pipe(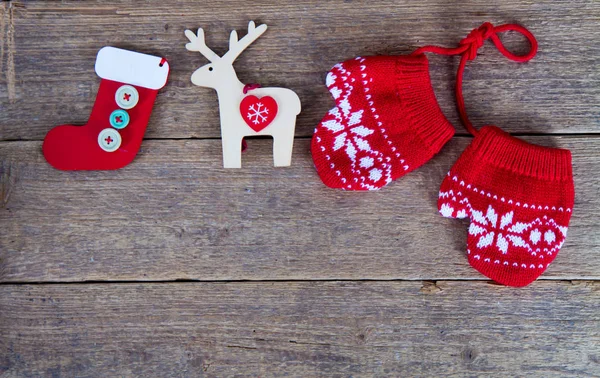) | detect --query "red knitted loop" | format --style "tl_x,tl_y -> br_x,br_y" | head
412,22 -> 538,136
